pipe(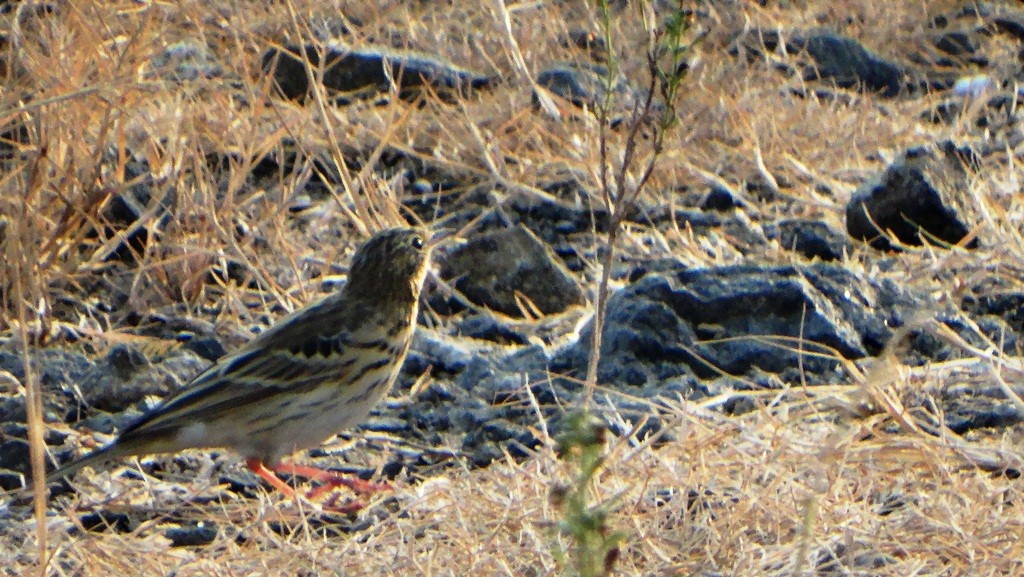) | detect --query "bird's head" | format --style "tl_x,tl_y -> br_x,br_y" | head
346,227 -> 433,303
